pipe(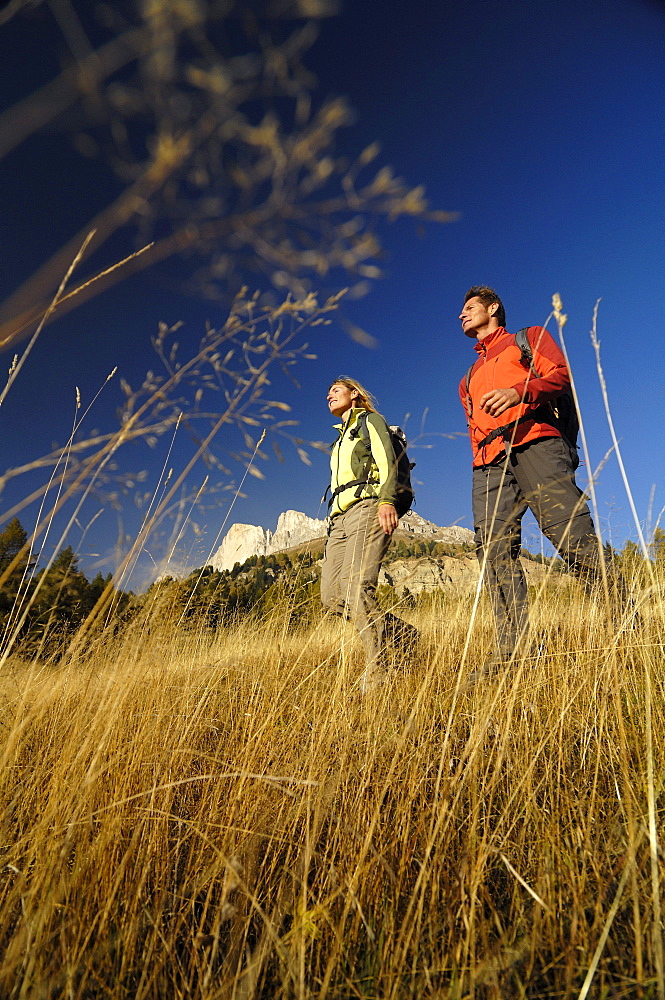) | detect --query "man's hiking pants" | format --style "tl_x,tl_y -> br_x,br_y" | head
472,436 -> 602,658
320,499 -> 392,683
